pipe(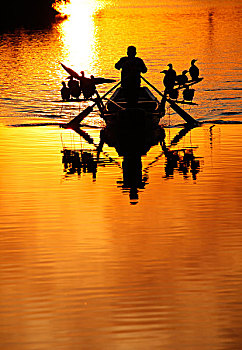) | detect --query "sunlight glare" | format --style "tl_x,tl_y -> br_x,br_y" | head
55,0 -> 107,74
